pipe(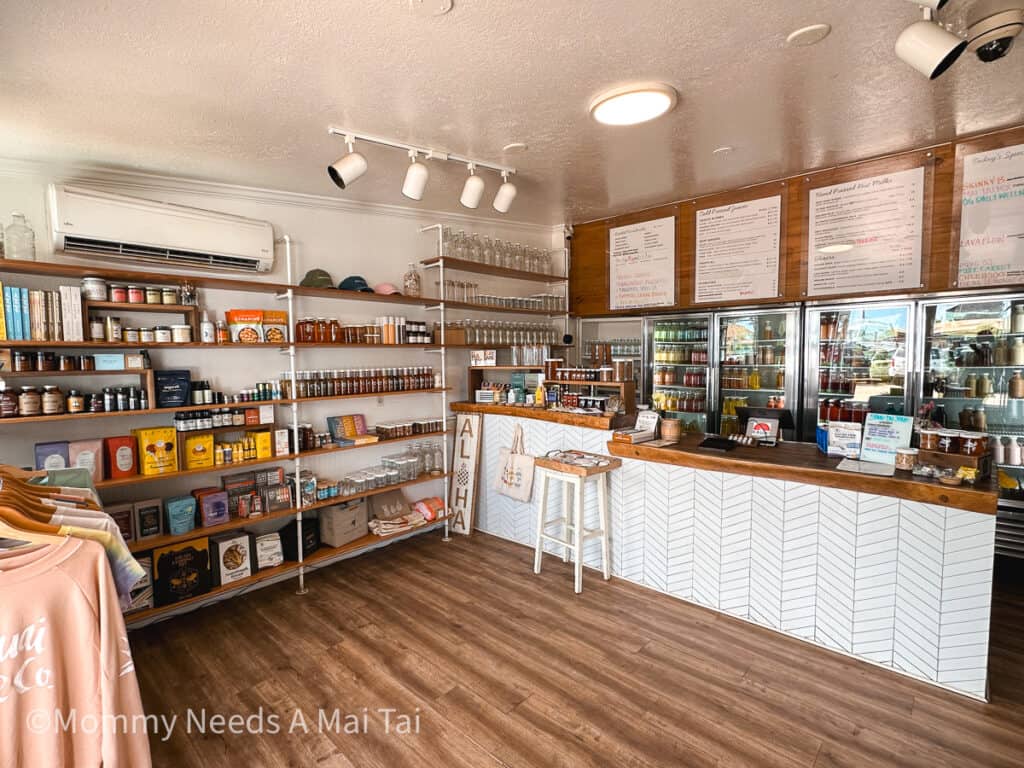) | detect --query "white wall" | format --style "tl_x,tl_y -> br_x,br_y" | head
0,159 -> 563,514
